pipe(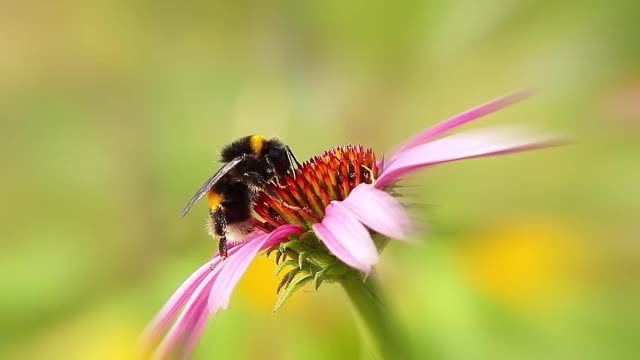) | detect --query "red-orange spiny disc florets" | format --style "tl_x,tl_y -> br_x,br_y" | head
254,145 -> 379,232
